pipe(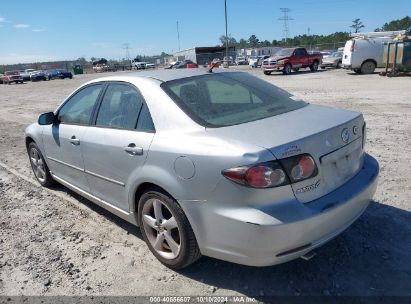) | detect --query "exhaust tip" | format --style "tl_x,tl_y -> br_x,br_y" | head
301,250 -> 317,261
